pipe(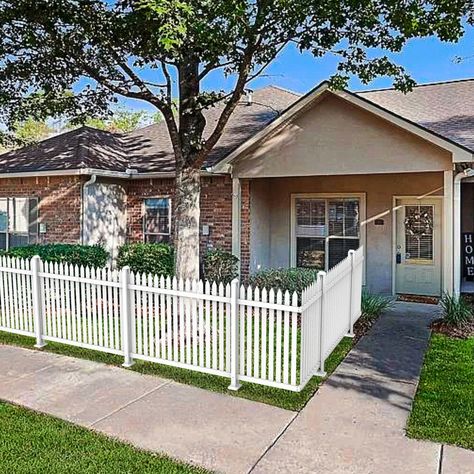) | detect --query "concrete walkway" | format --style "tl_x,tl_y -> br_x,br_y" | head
0,344 -> 295,473
253,302 -> 474,473
1,302 -> 473,473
